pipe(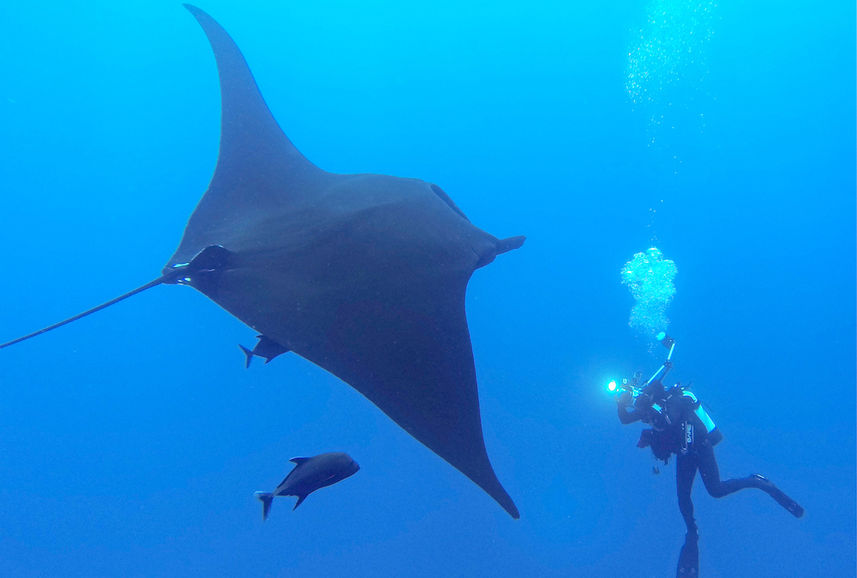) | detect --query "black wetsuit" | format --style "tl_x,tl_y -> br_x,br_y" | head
618,383 -> 802,535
